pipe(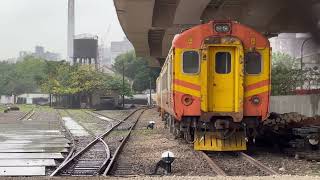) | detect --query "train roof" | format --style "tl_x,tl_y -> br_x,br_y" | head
172,20 -> 270,49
